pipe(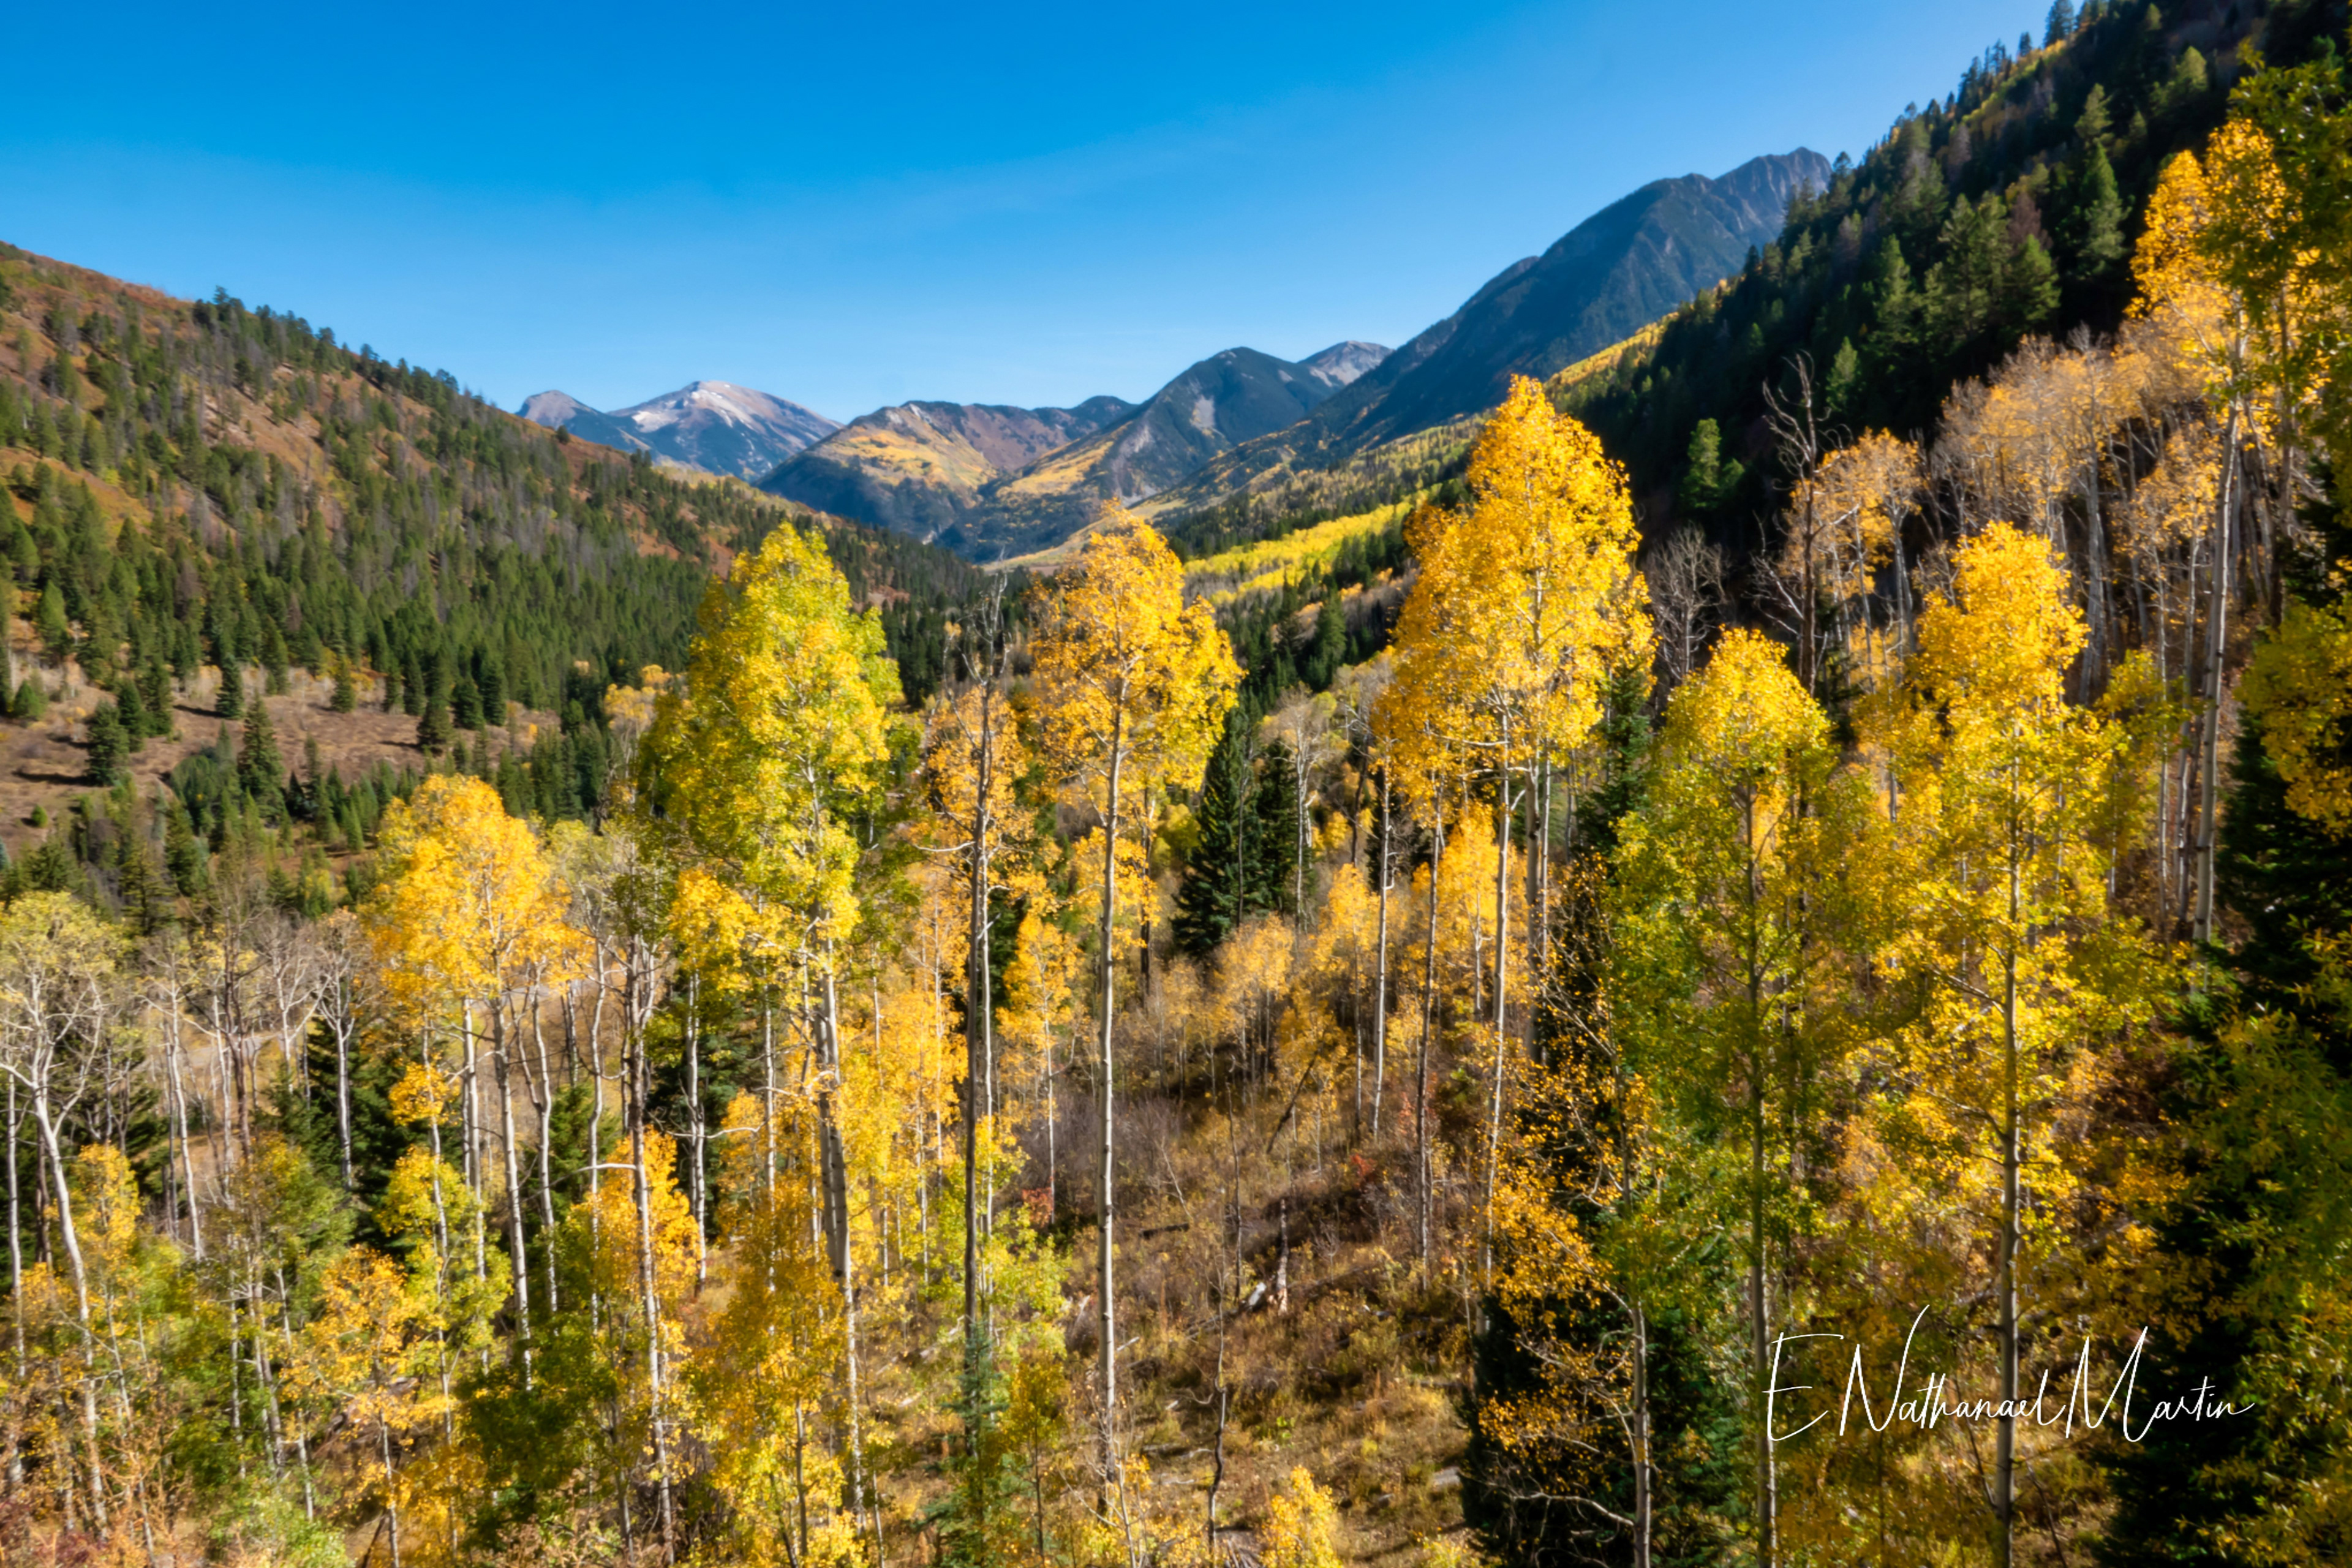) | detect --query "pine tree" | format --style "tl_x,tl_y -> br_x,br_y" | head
85,701 -> 127,785
2002,233 -> 2060,331
331,654 -> 358,713
418,663 -> 452,755
1303,593 -> 1348,691
1678,419 -> 1724,515
1825,337 -> 1861,417
1251,738 -> 1302,916
2072,142 -> 2127,279
218,666 -> 244,720
139,663 -> 174,737
239,696 -> 284,810
453,673 -> 483,731
1174,713 -> 1258,958
113,680 -> 148,752
477,650 -> 506,722
2104,499 -> 2352,1556
35,582 -> 69,664
164,800 -> 206,896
